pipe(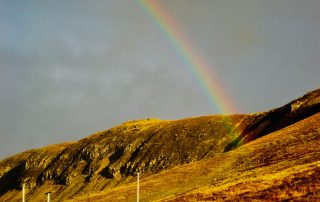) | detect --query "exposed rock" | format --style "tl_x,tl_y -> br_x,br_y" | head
0,88 -> 319,201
